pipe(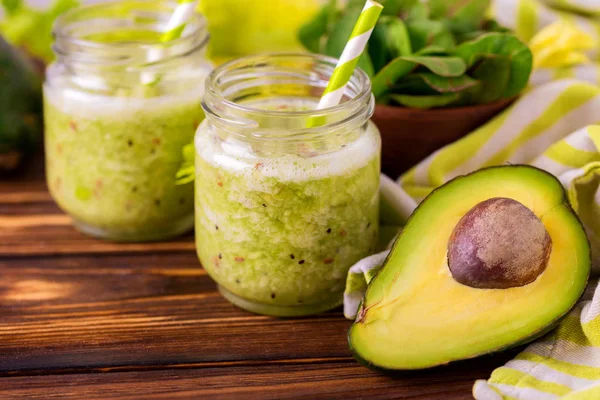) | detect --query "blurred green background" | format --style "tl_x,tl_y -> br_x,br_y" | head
0,0 -> 322,64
